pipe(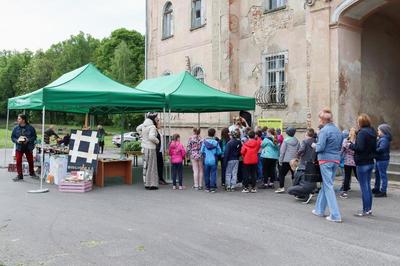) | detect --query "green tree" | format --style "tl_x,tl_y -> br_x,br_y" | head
111,41 -> 134,84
